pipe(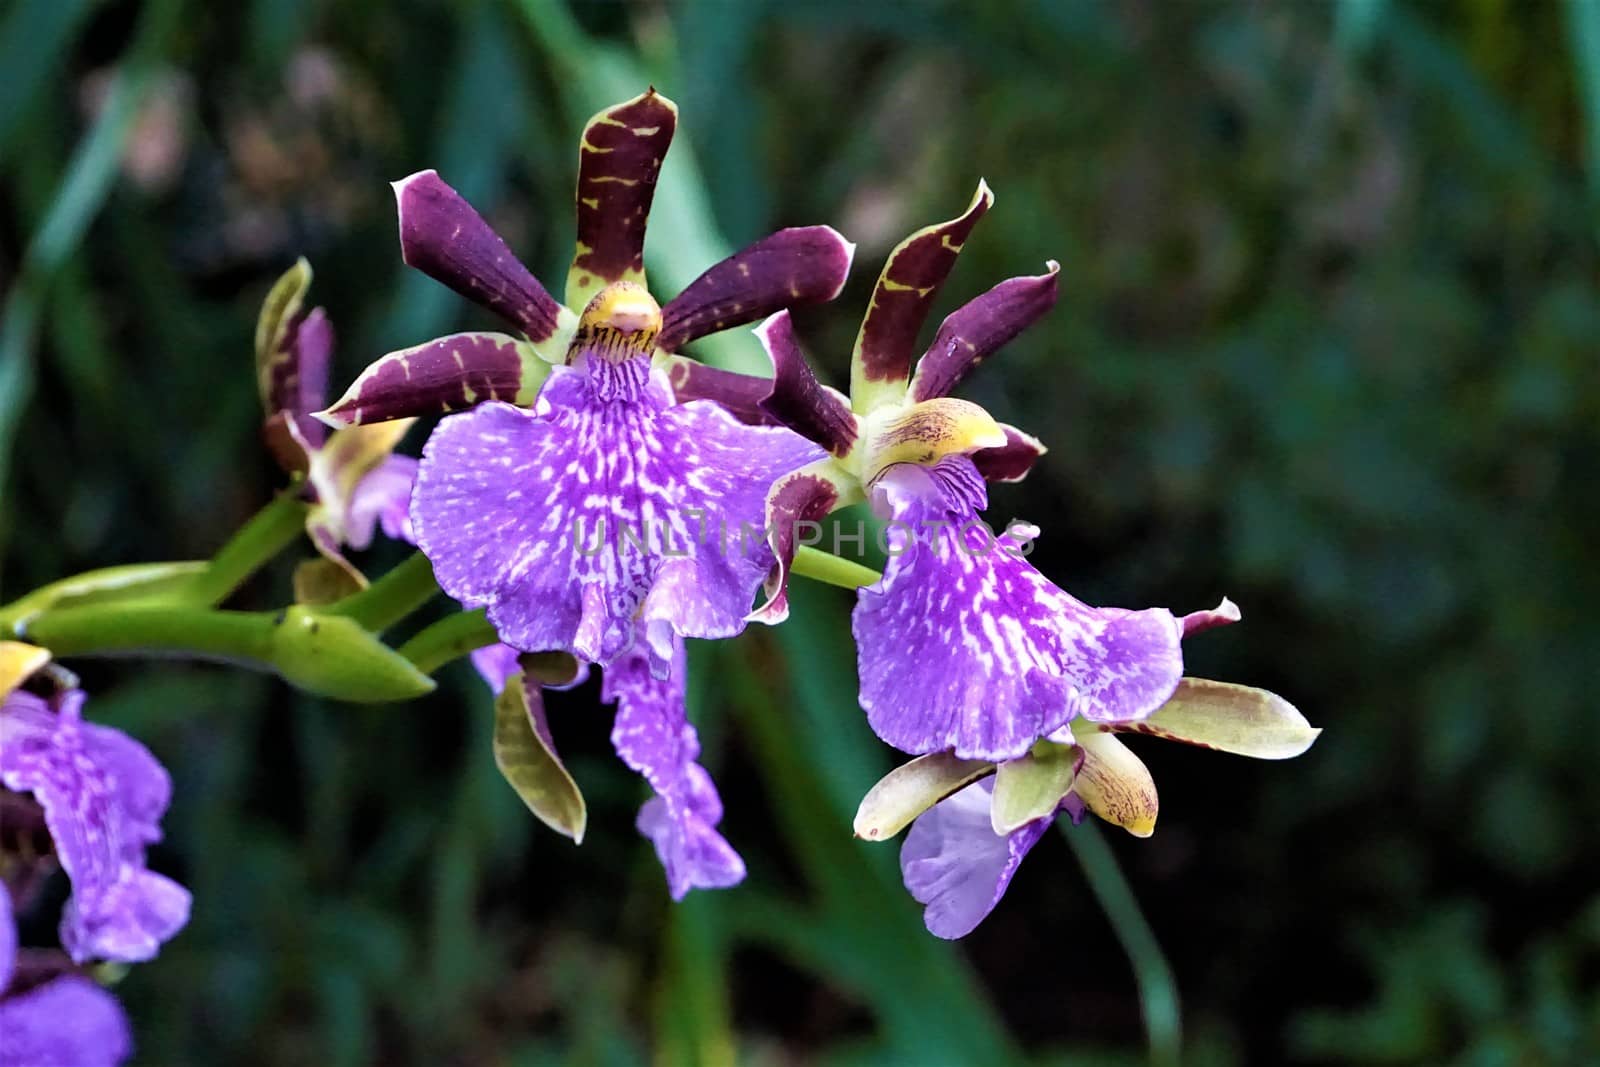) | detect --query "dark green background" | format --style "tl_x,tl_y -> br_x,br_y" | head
3,1 -> 1598,1063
